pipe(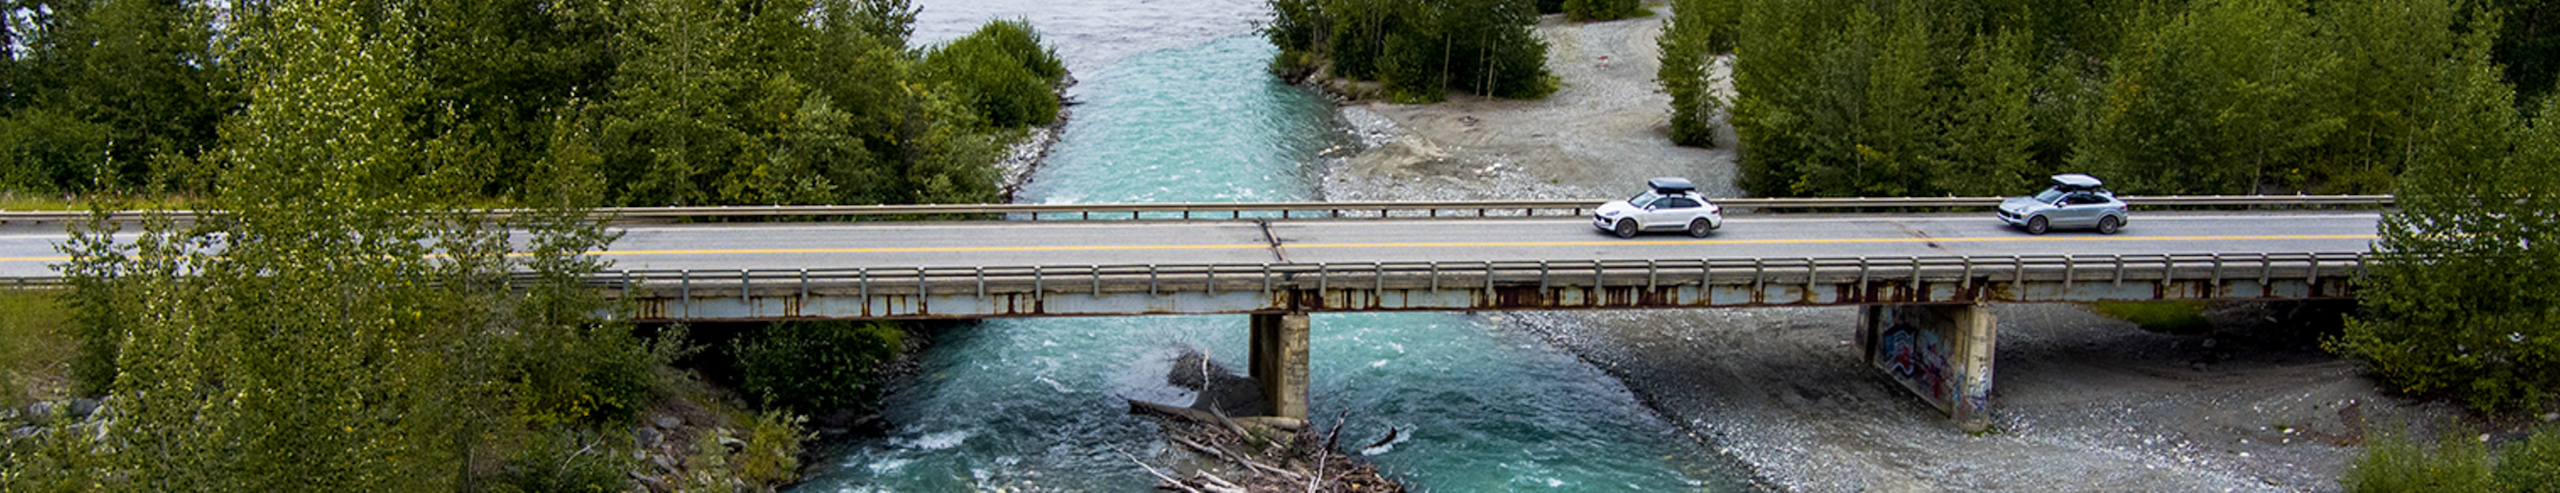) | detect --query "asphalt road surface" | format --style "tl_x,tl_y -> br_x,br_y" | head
0,212 -> 2381,277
